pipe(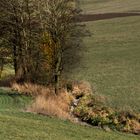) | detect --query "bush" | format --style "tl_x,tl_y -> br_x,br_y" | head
27,89 -> 73,120
11,82 -> 140,135
66,81 -> 92,99
73,94 -> 140,135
